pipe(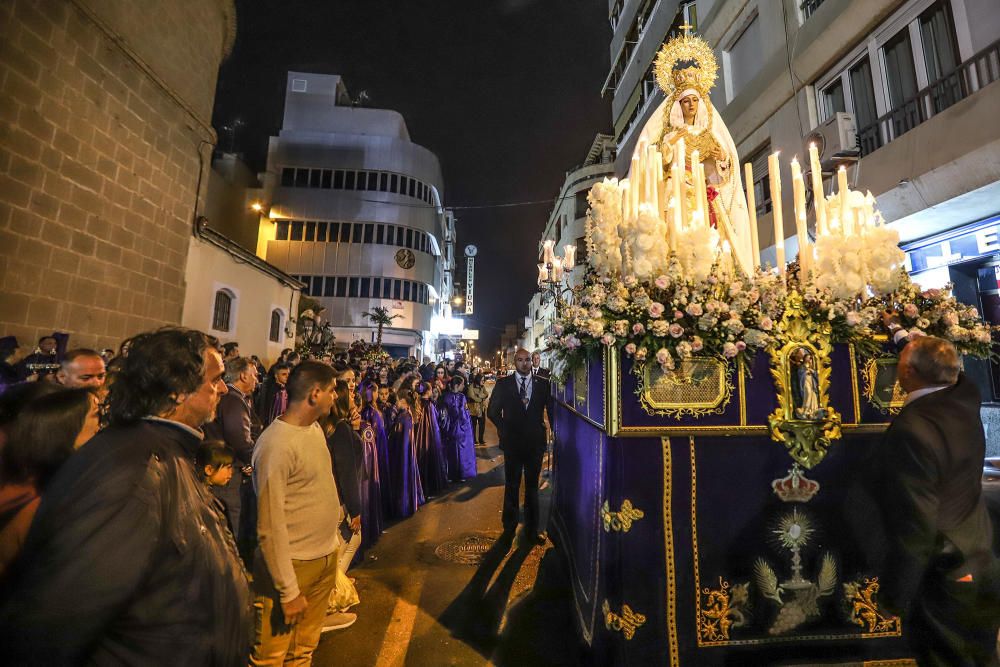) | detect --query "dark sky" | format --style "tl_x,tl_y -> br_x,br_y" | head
211,0 -> 612,354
